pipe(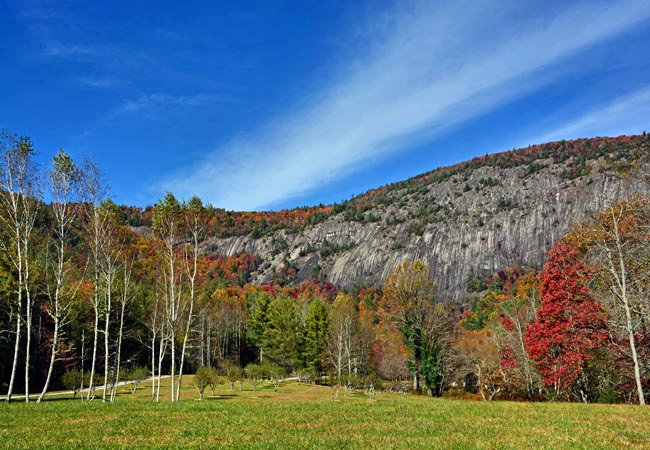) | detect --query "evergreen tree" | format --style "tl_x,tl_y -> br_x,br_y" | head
262,296 -> 302,370
303,299 -> 329,374
247,291 -> 272,362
